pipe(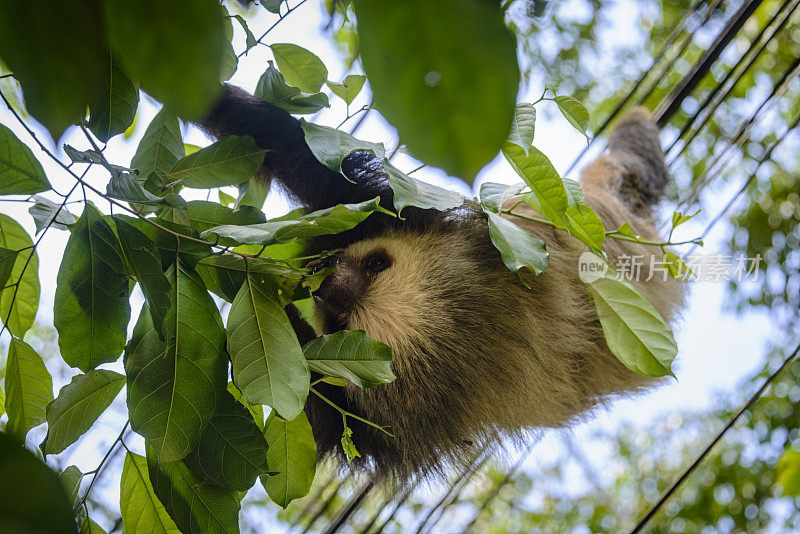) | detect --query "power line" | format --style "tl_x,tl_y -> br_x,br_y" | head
629,340 -> 800,533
